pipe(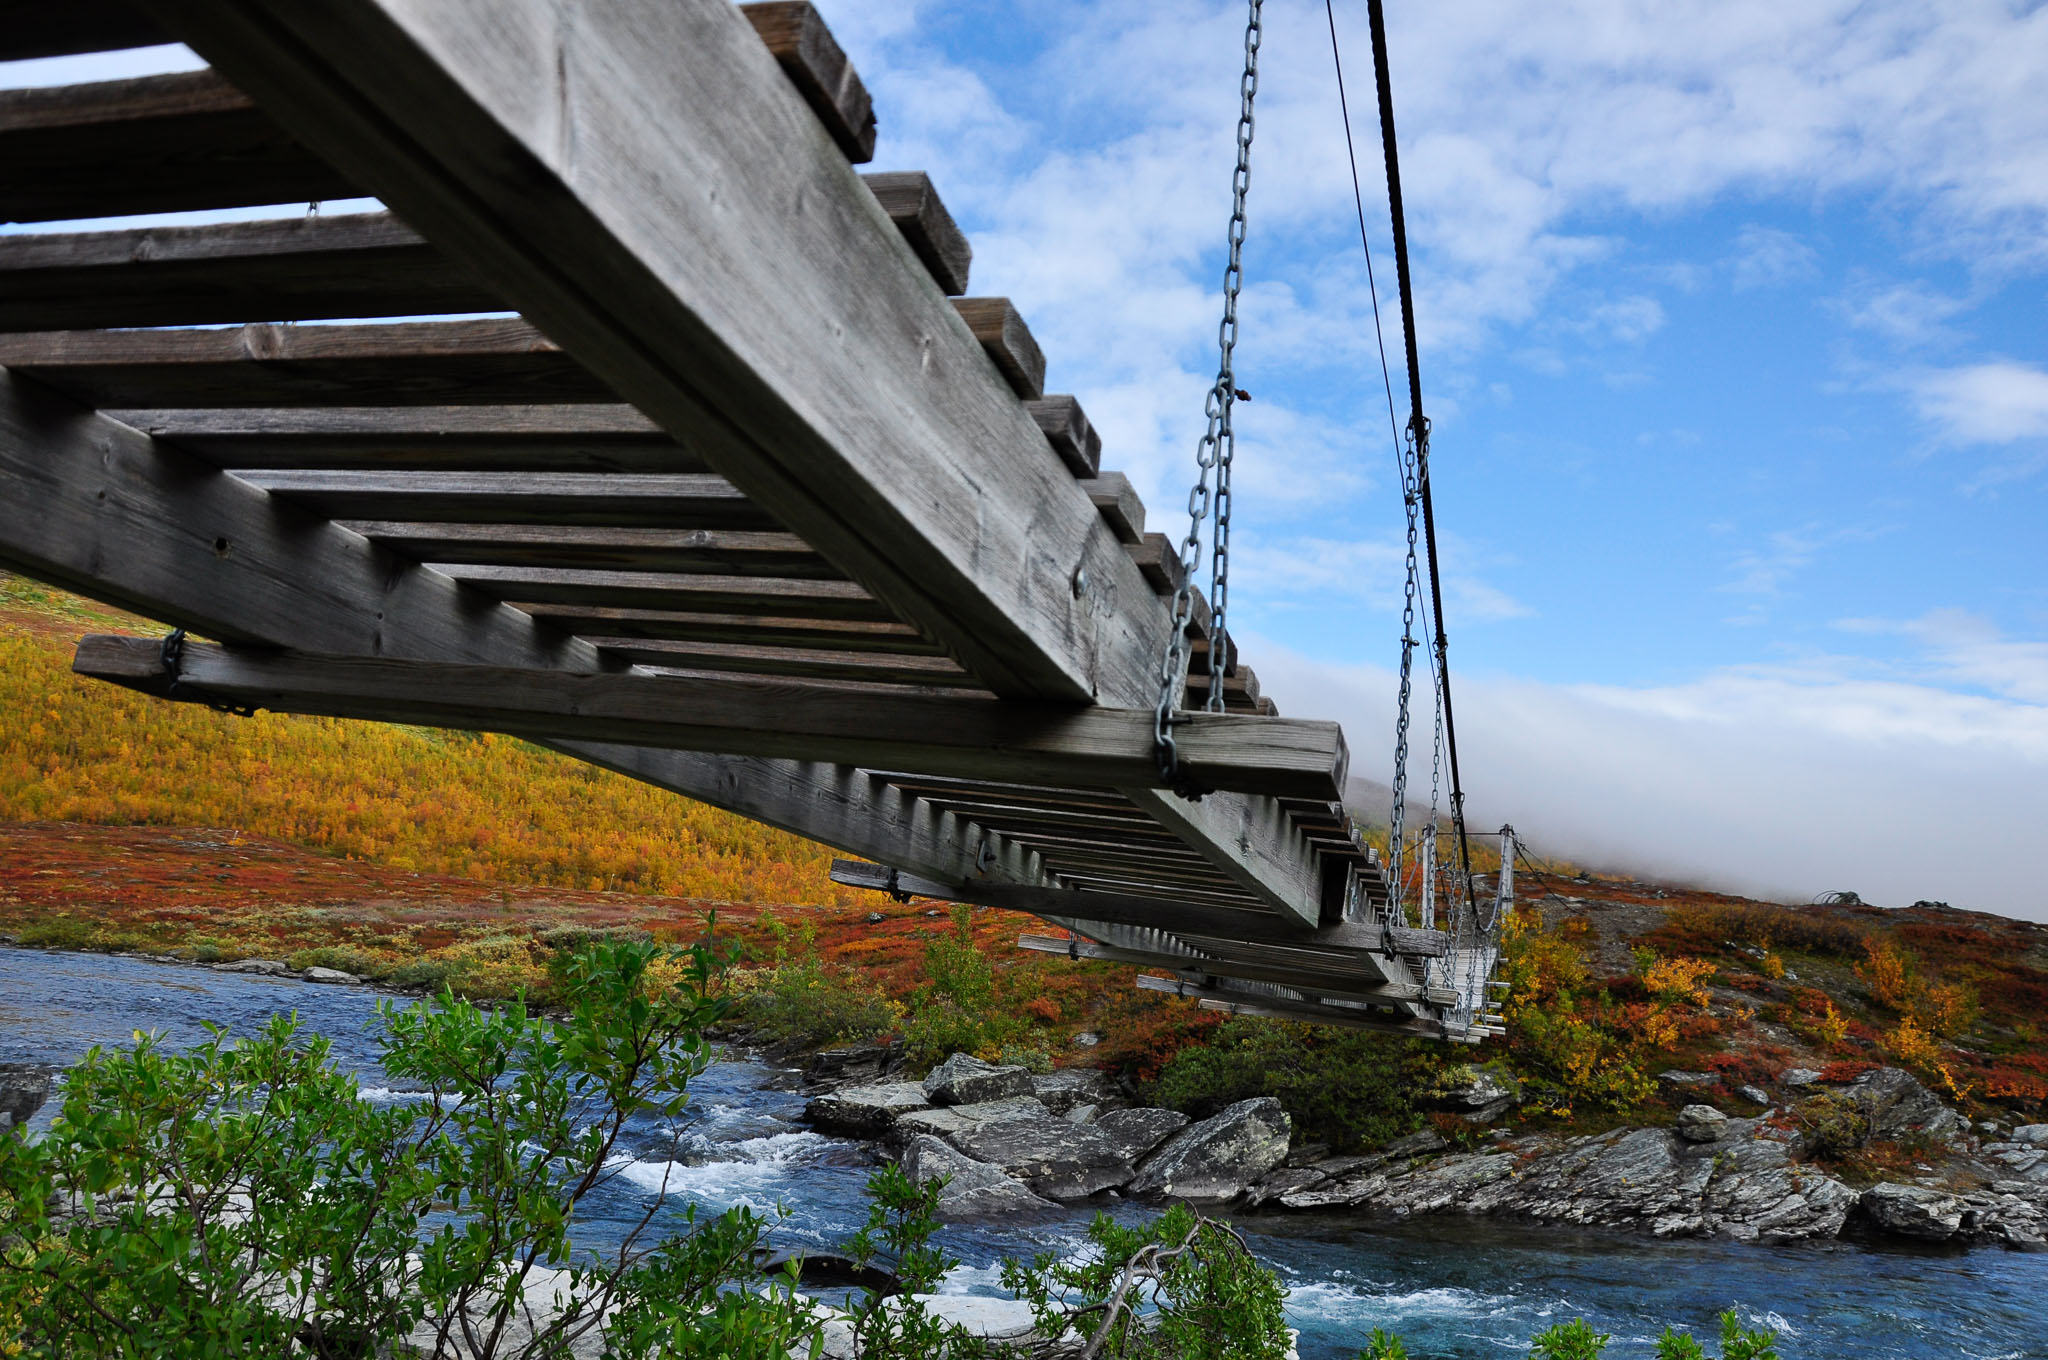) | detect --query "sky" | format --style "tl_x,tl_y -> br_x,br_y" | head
3,4 -> 2044,916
